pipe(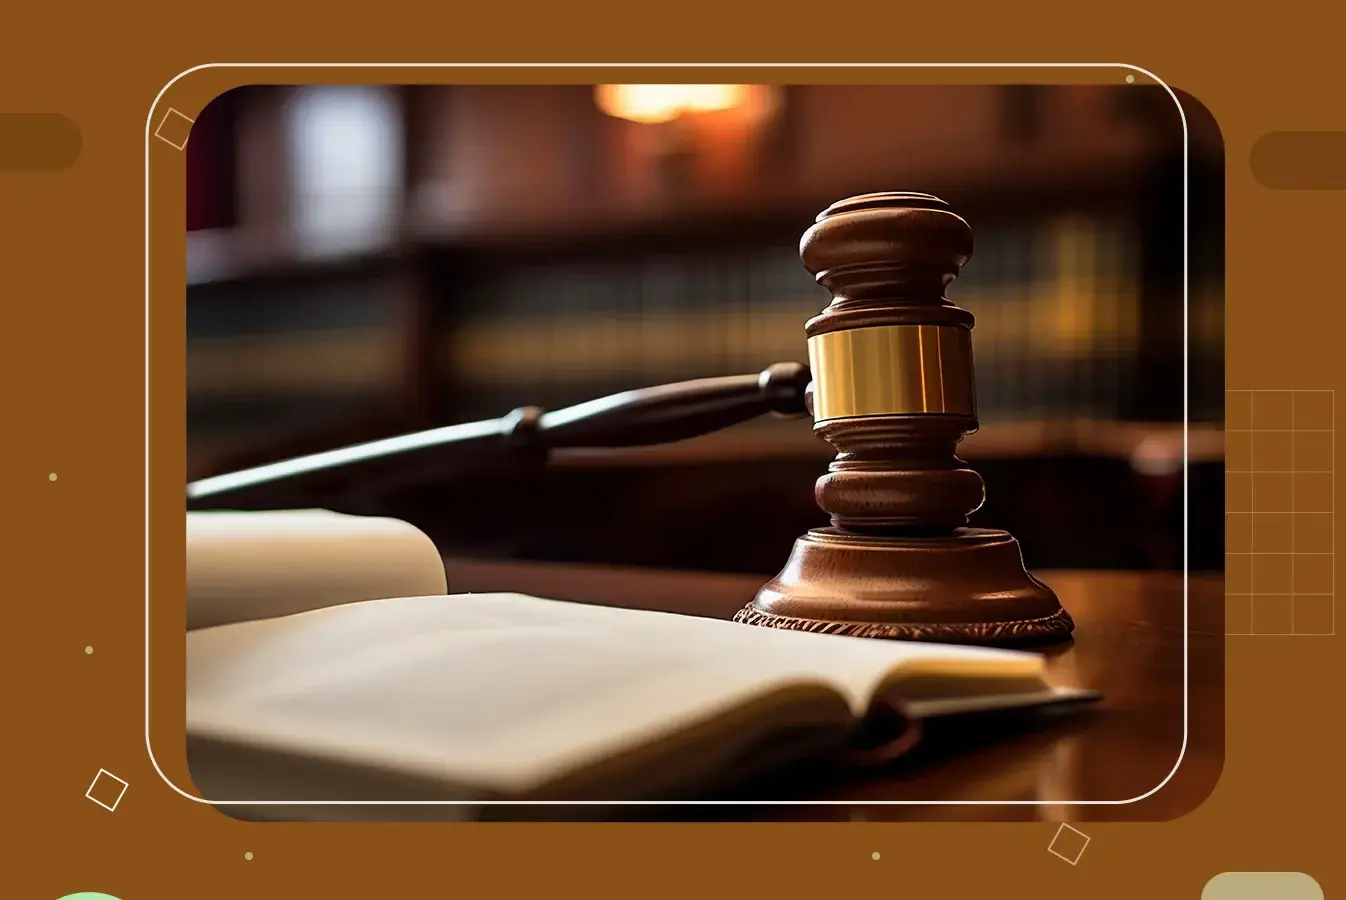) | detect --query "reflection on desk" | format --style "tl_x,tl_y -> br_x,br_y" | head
443,559 -> 1223,822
